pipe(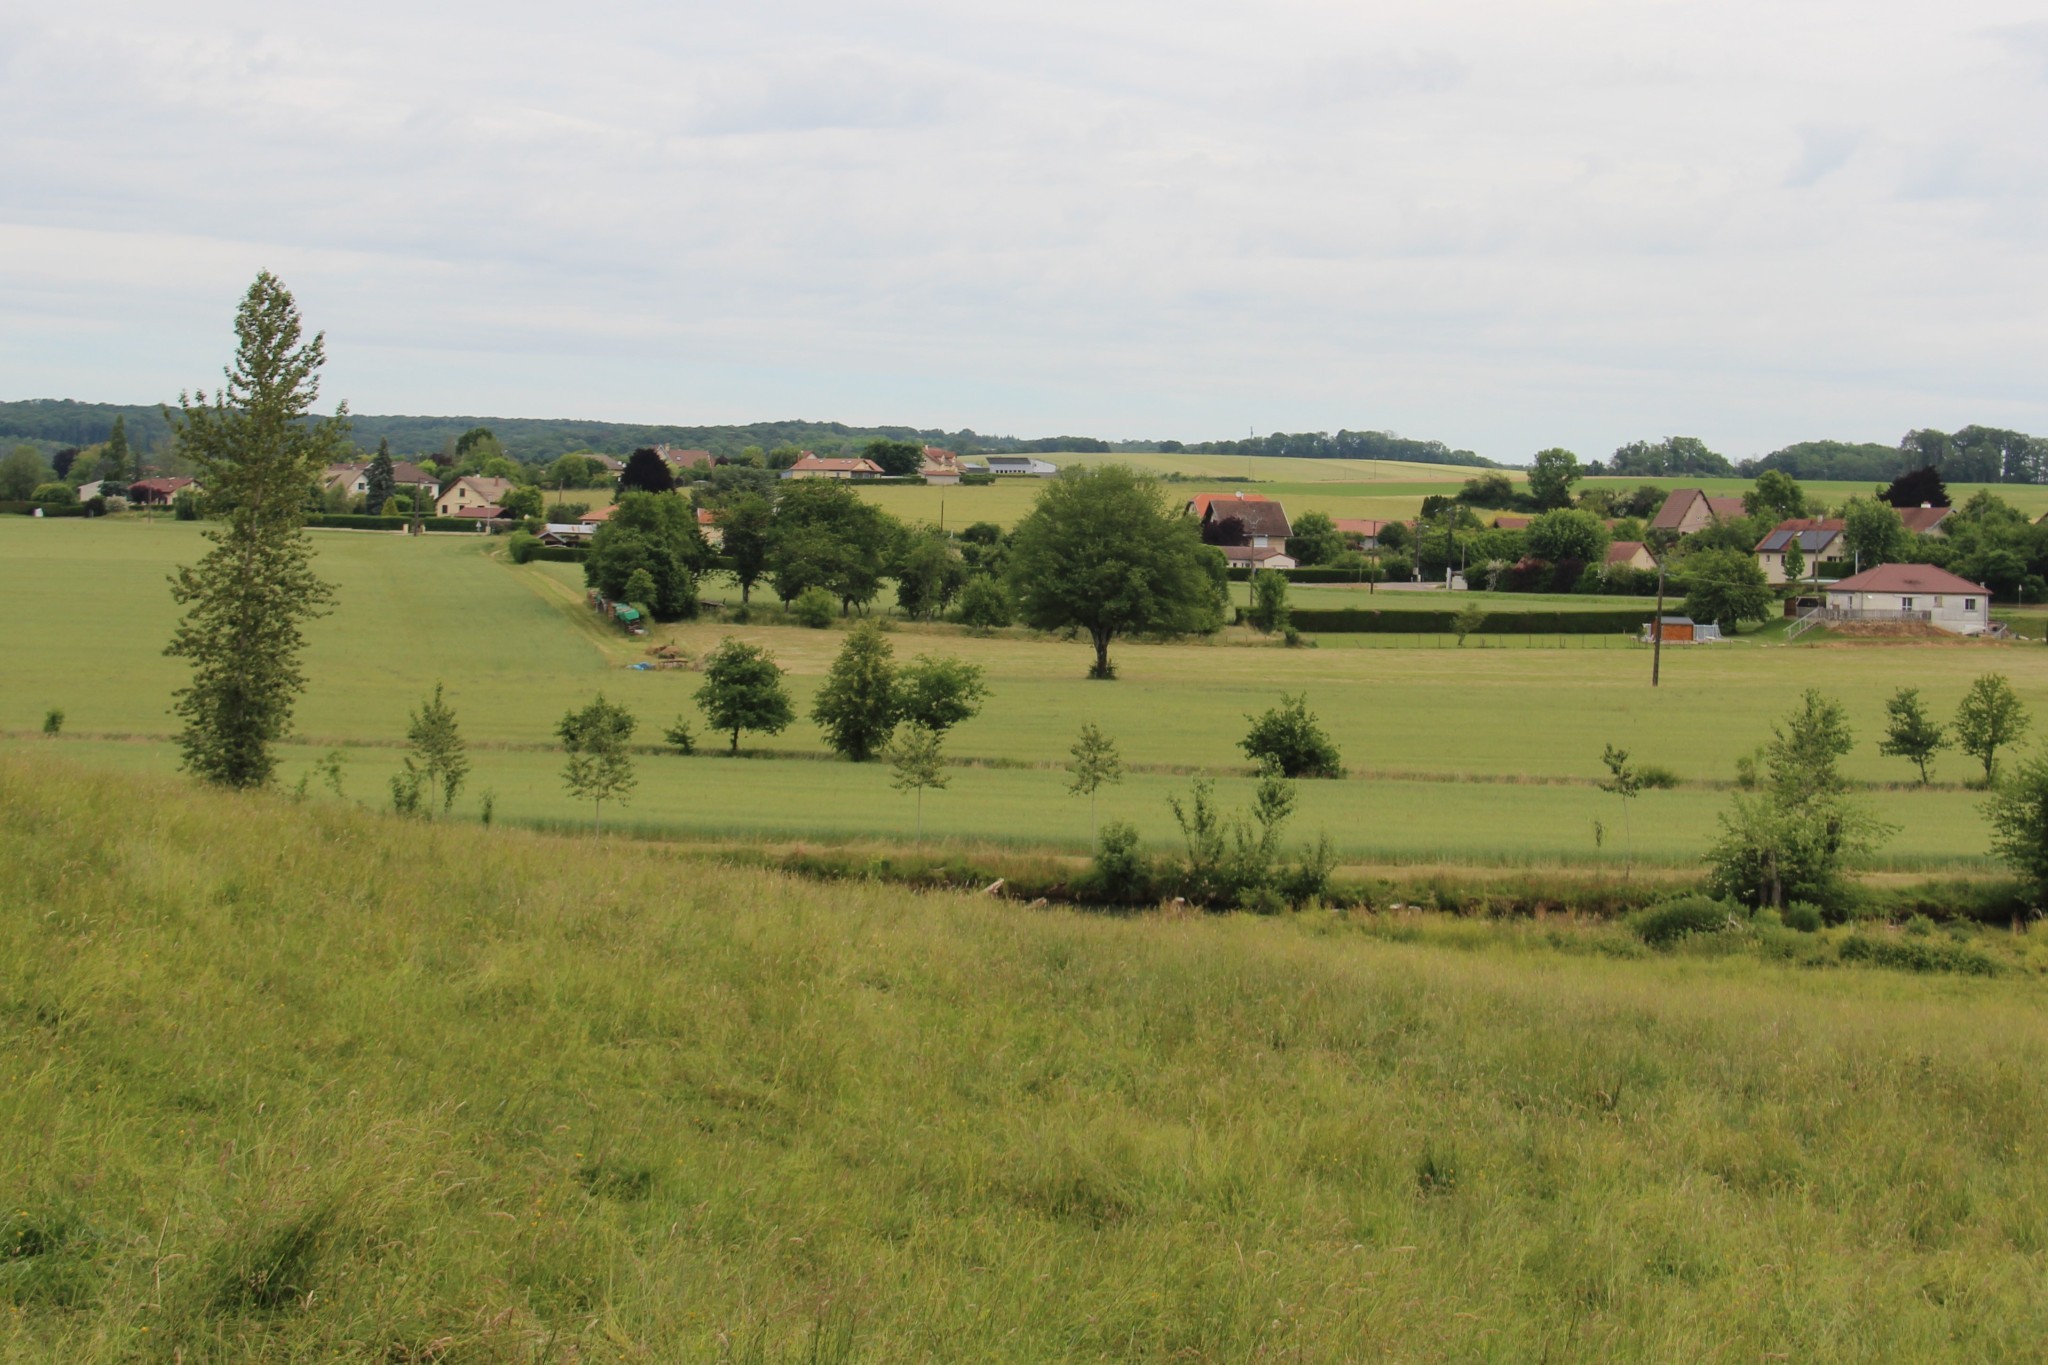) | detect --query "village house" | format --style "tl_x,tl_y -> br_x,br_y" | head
1898,505 -> 1952,536
1822,564 -> 1992,635
783,453 -> 886,480
436,475 -> 516,518
322,461 -> 435,498
920,447 -> 961,485
1605,540 -> 1656,573
1651,488 -> 1748,536
1492,514 -> 1531,531
656,446 -> 716,474
1331,517 -> 1409,550
696,506 -> 723,548
129,476 -> 197,506
1195,495 -> 1292,552
1754,518 -> 1846,584
578,505 -> 616,525
1220,545 -> 1298,571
